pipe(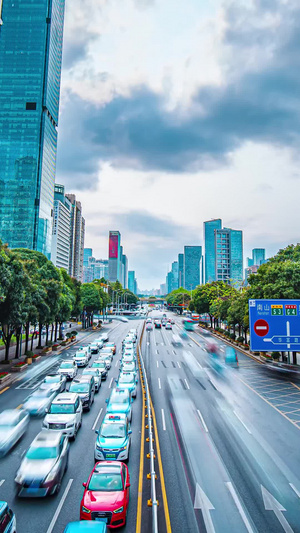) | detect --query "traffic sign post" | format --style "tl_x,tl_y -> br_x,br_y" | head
249,299 -> 300,352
